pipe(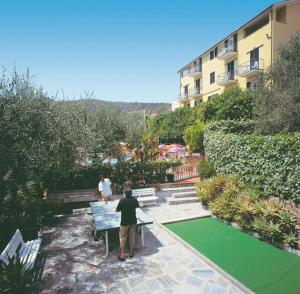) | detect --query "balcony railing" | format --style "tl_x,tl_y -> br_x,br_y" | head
189,64 -> 202,76
217,45 -> 237,60
239,59 -> 264,77
217,70 -> 238,86
190,87 -> 202,97
177,93 -> 190,102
